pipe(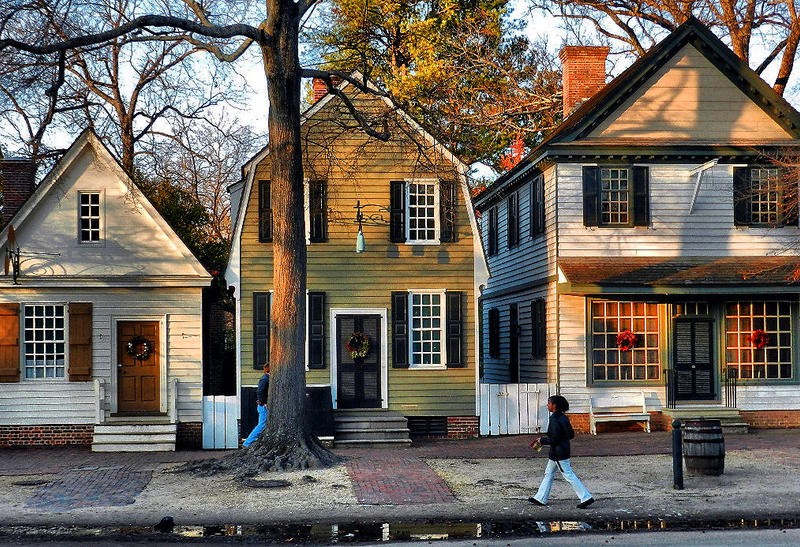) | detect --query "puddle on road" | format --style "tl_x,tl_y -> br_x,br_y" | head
0,518 -> 798,543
